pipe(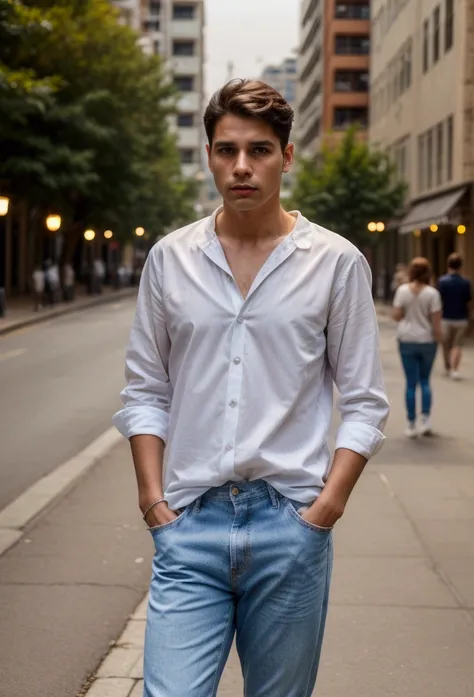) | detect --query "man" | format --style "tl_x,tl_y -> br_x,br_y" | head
114,79 -> 389,697
438,253 -> 472,379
